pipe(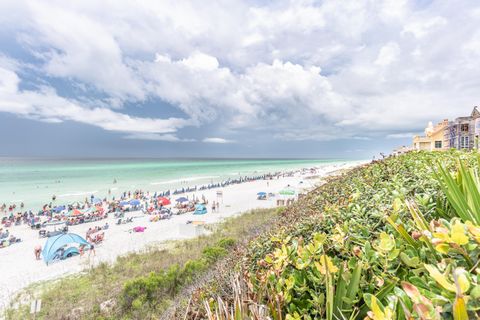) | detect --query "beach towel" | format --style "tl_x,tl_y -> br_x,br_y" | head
133,226 -> 146,232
